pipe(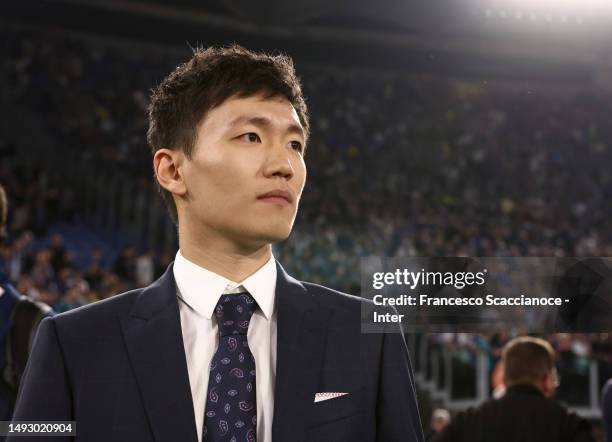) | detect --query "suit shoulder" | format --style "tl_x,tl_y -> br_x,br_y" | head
51,287 -> 143,328
301,281 -> 374,311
